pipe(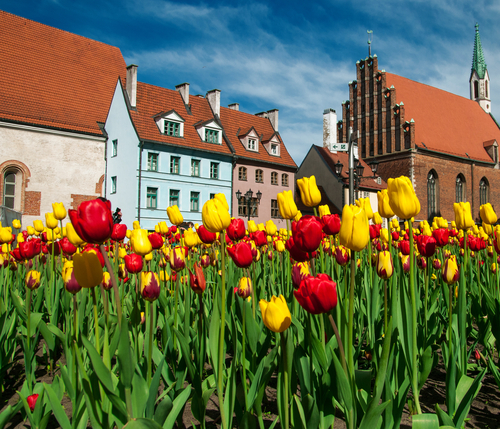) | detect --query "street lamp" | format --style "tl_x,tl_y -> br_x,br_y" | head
236,189 -> 262,221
